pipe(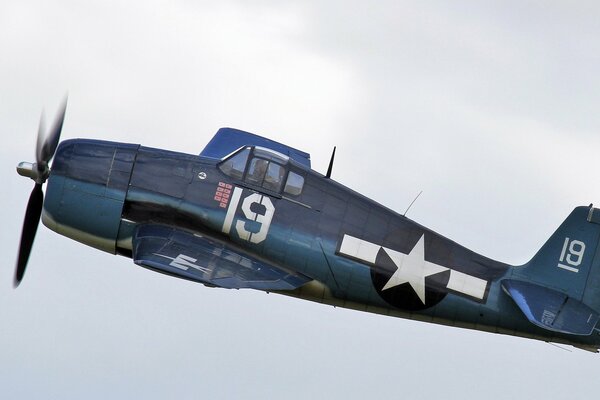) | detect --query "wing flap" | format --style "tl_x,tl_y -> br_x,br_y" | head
133,224 -> 311,290
502,279 -> 600,336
